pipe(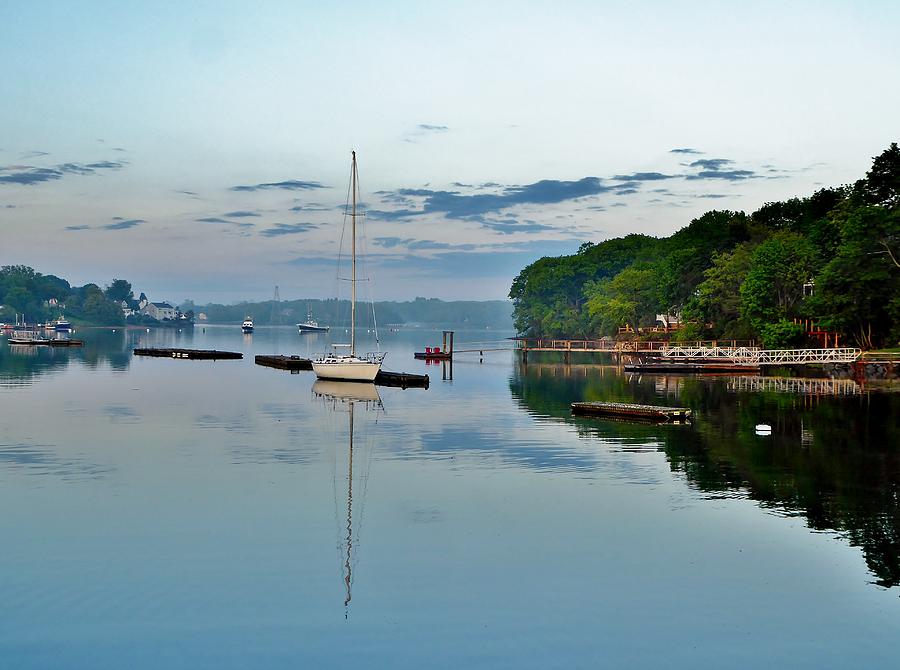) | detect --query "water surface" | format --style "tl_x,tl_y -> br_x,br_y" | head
1,326 -> 898,668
